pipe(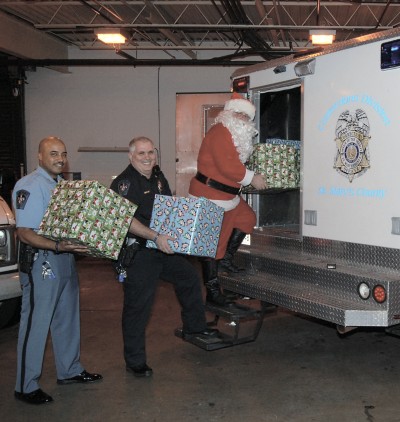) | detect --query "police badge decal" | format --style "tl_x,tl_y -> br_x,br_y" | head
333,109 -> 371,182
